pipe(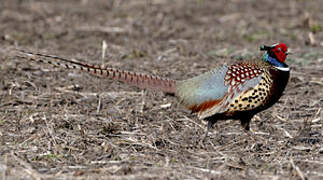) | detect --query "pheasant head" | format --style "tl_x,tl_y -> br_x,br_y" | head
260,43 -> 289,71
